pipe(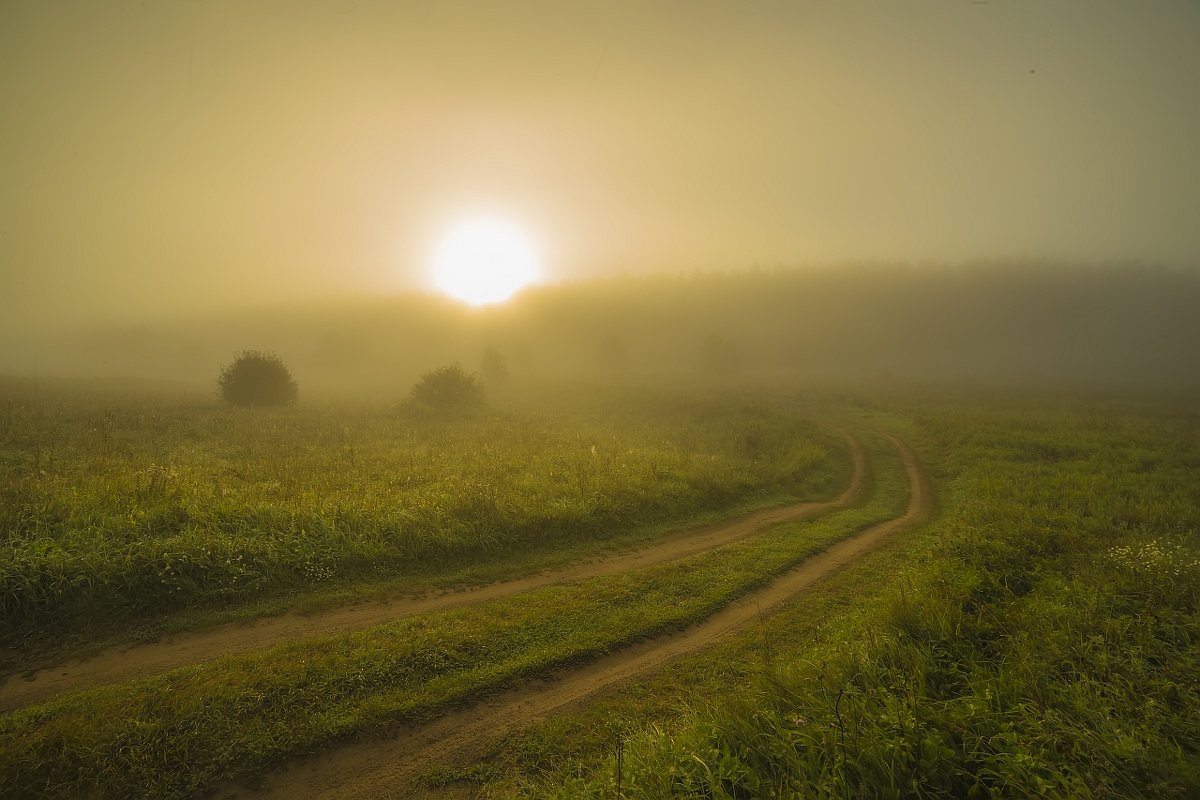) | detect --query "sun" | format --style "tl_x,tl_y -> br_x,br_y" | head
429,217 -> 541,305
